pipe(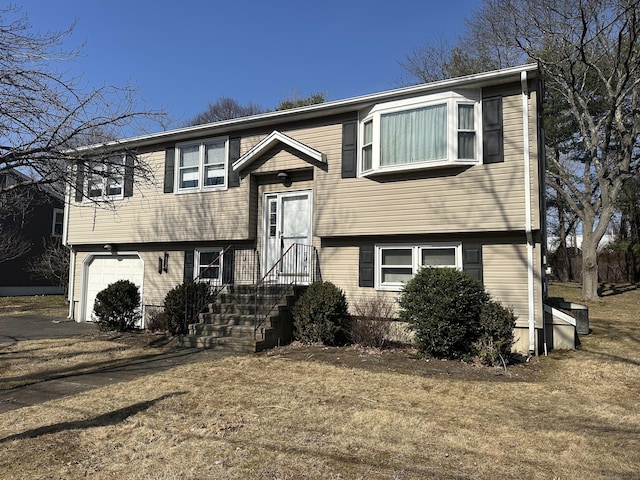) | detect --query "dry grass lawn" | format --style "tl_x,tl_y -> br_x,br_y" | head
0,284 -> 639,479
